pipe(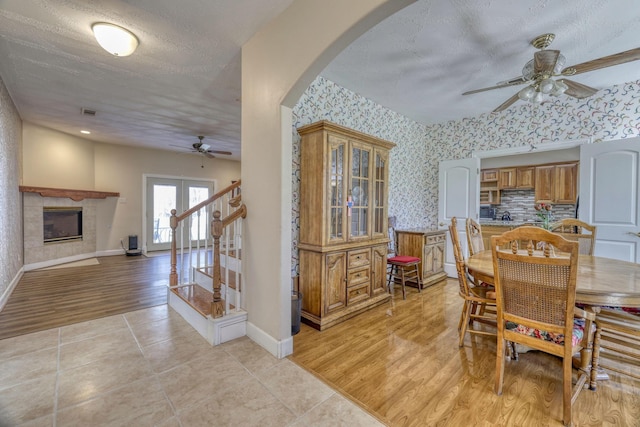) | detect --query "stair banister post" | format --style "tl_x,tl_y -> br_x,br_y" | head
169,209 -> 178,286
211,210 -> 225,318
